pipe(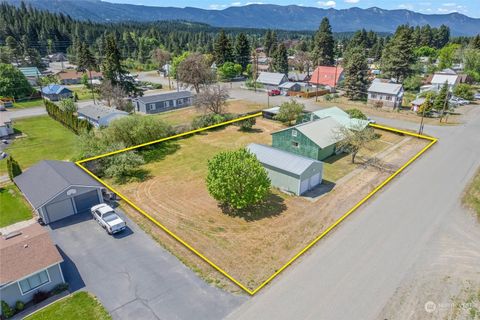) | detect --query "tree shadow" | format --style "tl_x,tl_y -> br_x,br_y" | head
140,141 -> 180,163
323,152 -> 349,164
238,127 -> 263,133
219,193 -> 287,222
